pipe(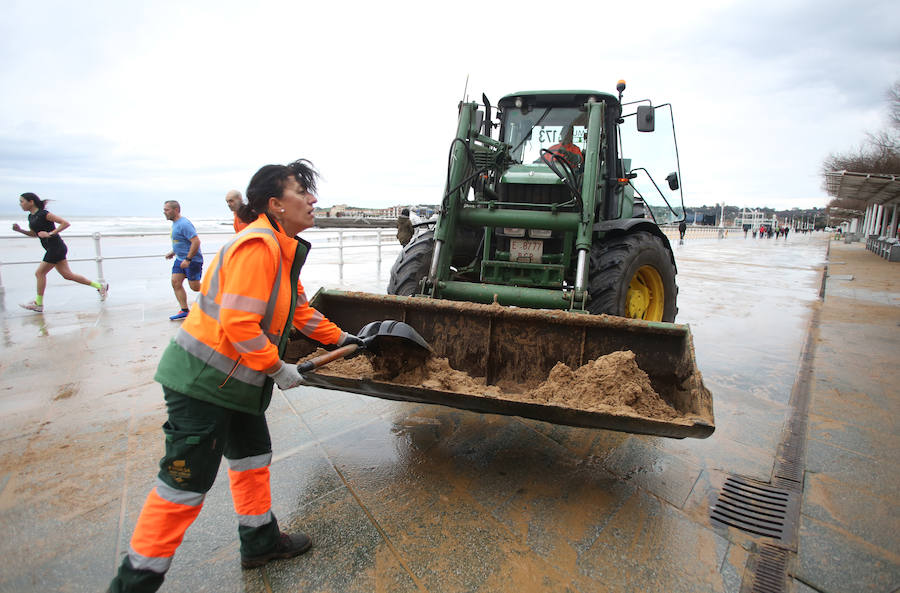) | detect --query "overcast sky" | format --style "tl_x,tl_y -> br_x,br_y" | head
1,0 -> 898,218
